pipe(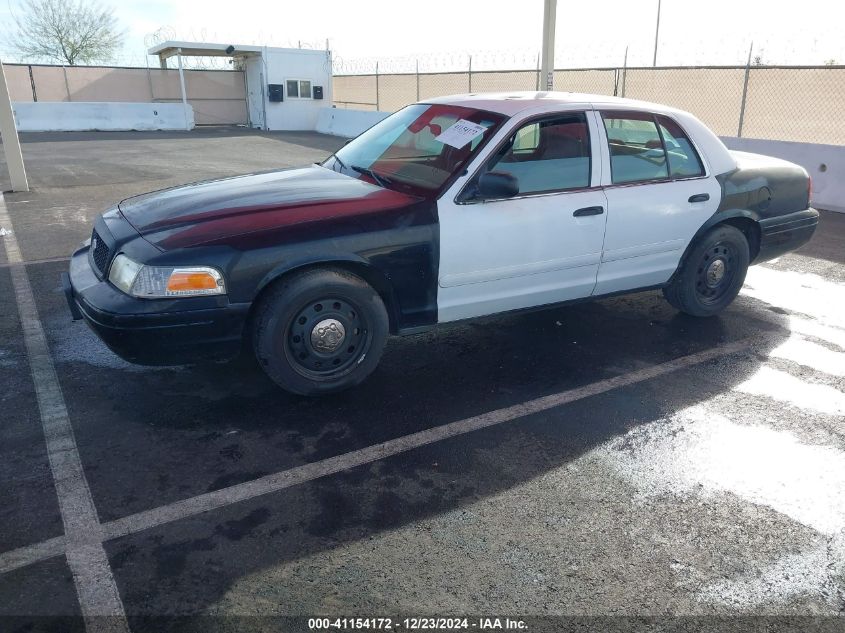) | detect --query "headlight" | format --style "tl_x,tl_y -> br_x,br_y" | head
108,254 -> 225,298
108,254 -> 143,294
